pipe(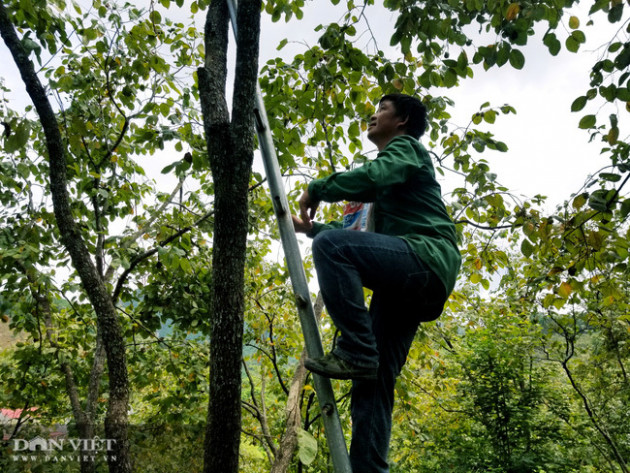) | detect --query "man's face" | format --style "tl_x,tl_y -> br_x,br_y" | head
367,100 -> 406,149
